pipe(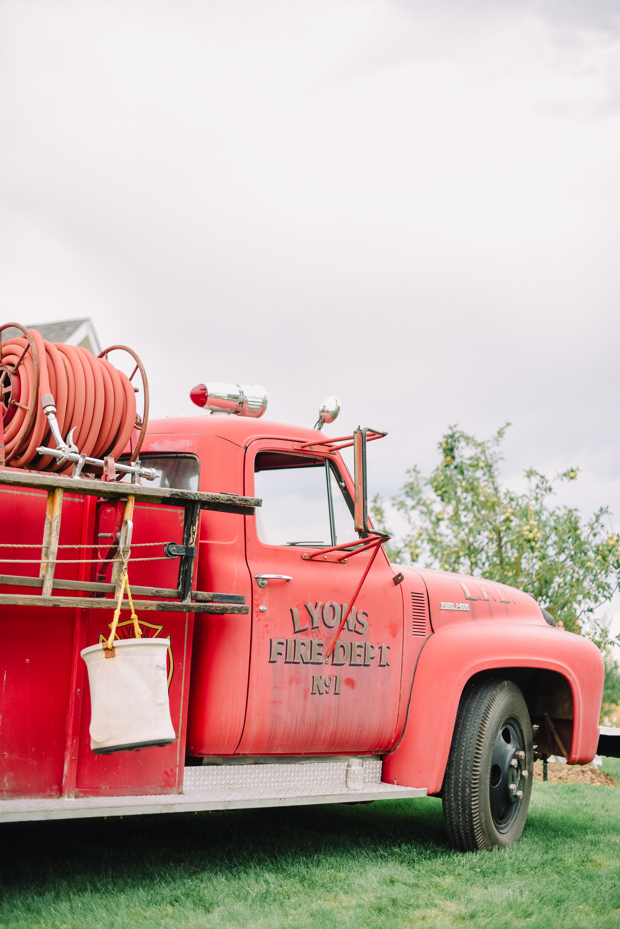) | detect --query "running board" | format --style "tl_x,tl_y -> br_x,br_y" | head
0,758 -> 426,824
